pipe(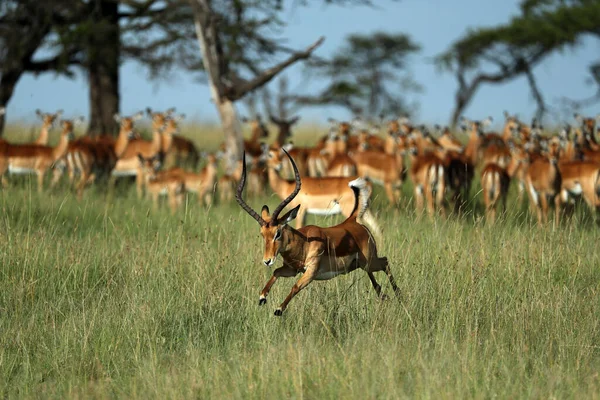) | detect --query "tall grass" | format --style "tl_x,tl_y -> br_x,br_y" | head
0,123 -> 599,398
